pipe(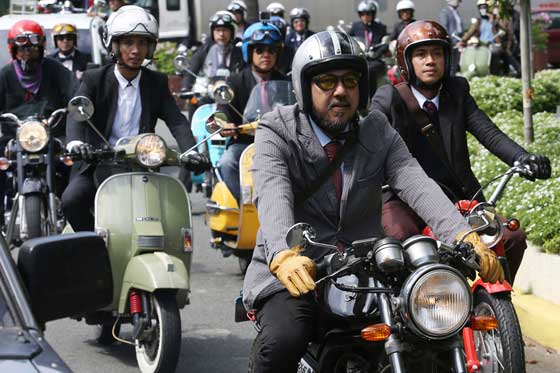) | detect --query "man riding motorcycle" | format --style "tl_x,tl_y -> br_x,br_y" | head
285,7 -> 314,50
242,30 -> 504,373
266,2 -> 285,19
47,23 -> 91,80
227,0 -> 251,41
182,10 -> 244,91
371,20 -> 551,283
217,21 -> 287,203
0,19 -> 77,225
390,0 -> 416,40
349,0 -> 387,48
461,0 -> 520,76
62,5 -> 209,232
